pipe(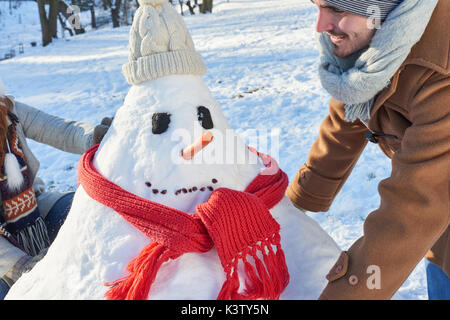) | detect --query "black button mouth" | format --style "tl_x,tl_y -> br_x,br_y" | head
145,179 -> 219,196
